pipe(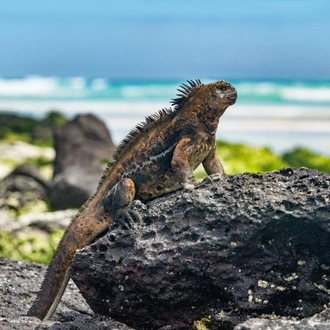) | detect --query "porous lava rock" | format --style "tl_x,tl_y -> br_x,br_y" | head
0,258 -> 134,330
71,168 -> 330,329
234,308 -> 330,330
49,114 -> 116,209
